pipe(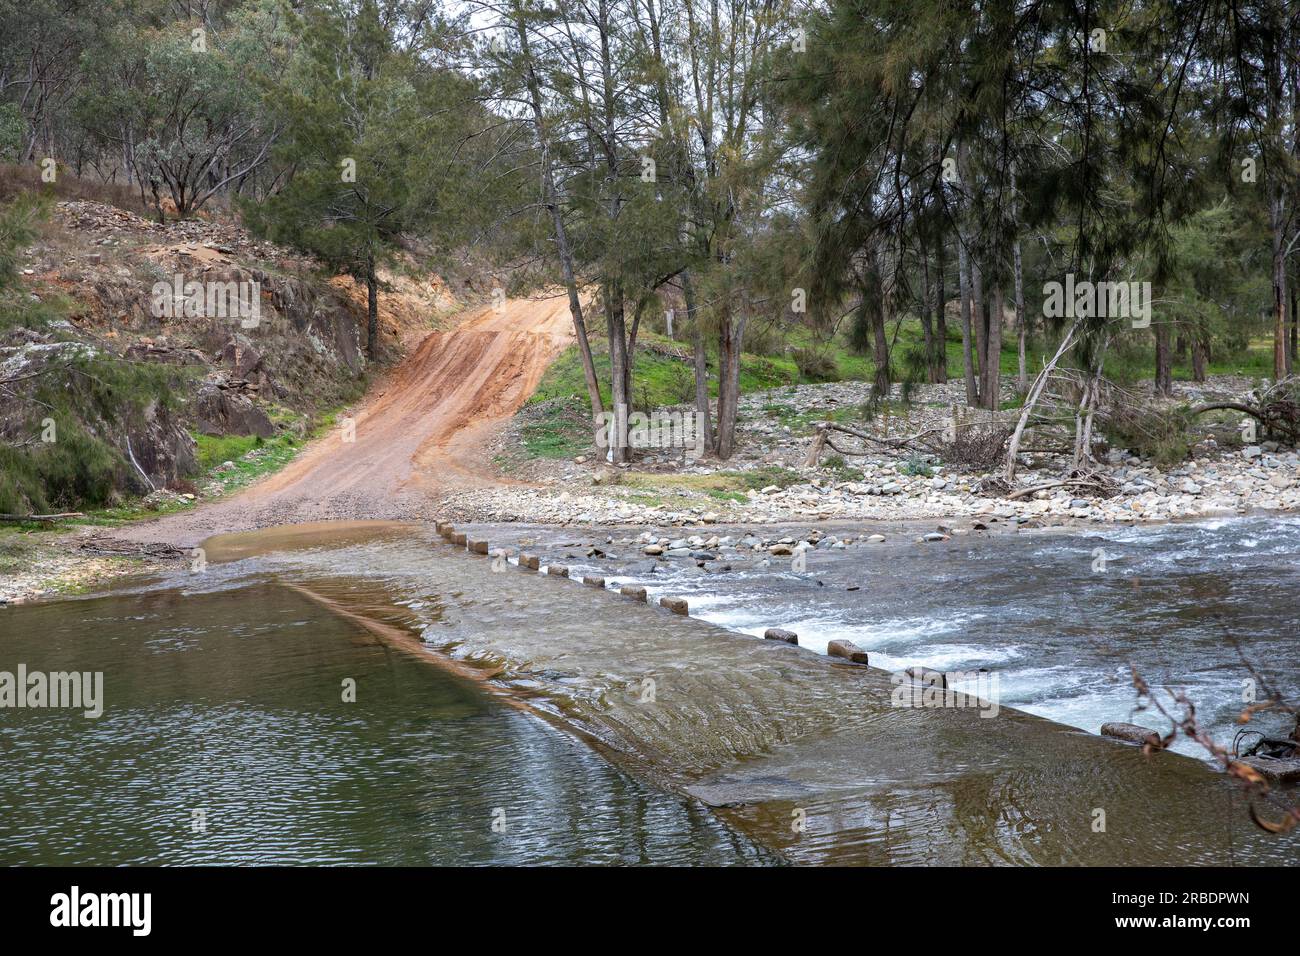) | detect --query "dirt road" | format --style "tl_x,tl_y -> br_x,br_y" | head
114,295 -> 575,547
